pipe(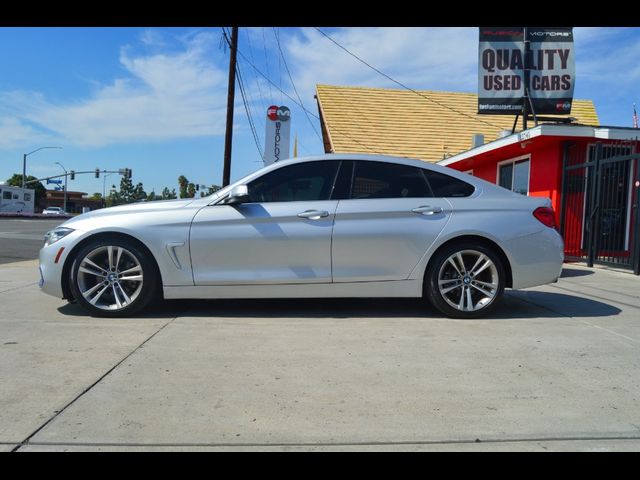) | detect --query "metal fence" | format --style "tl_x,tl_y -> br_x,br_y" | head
560,140 -> 640,275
